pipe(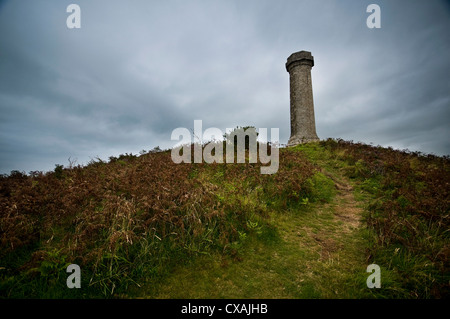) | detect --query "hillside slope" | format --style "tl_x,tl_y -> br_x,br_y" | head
0,139 -> 448,298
